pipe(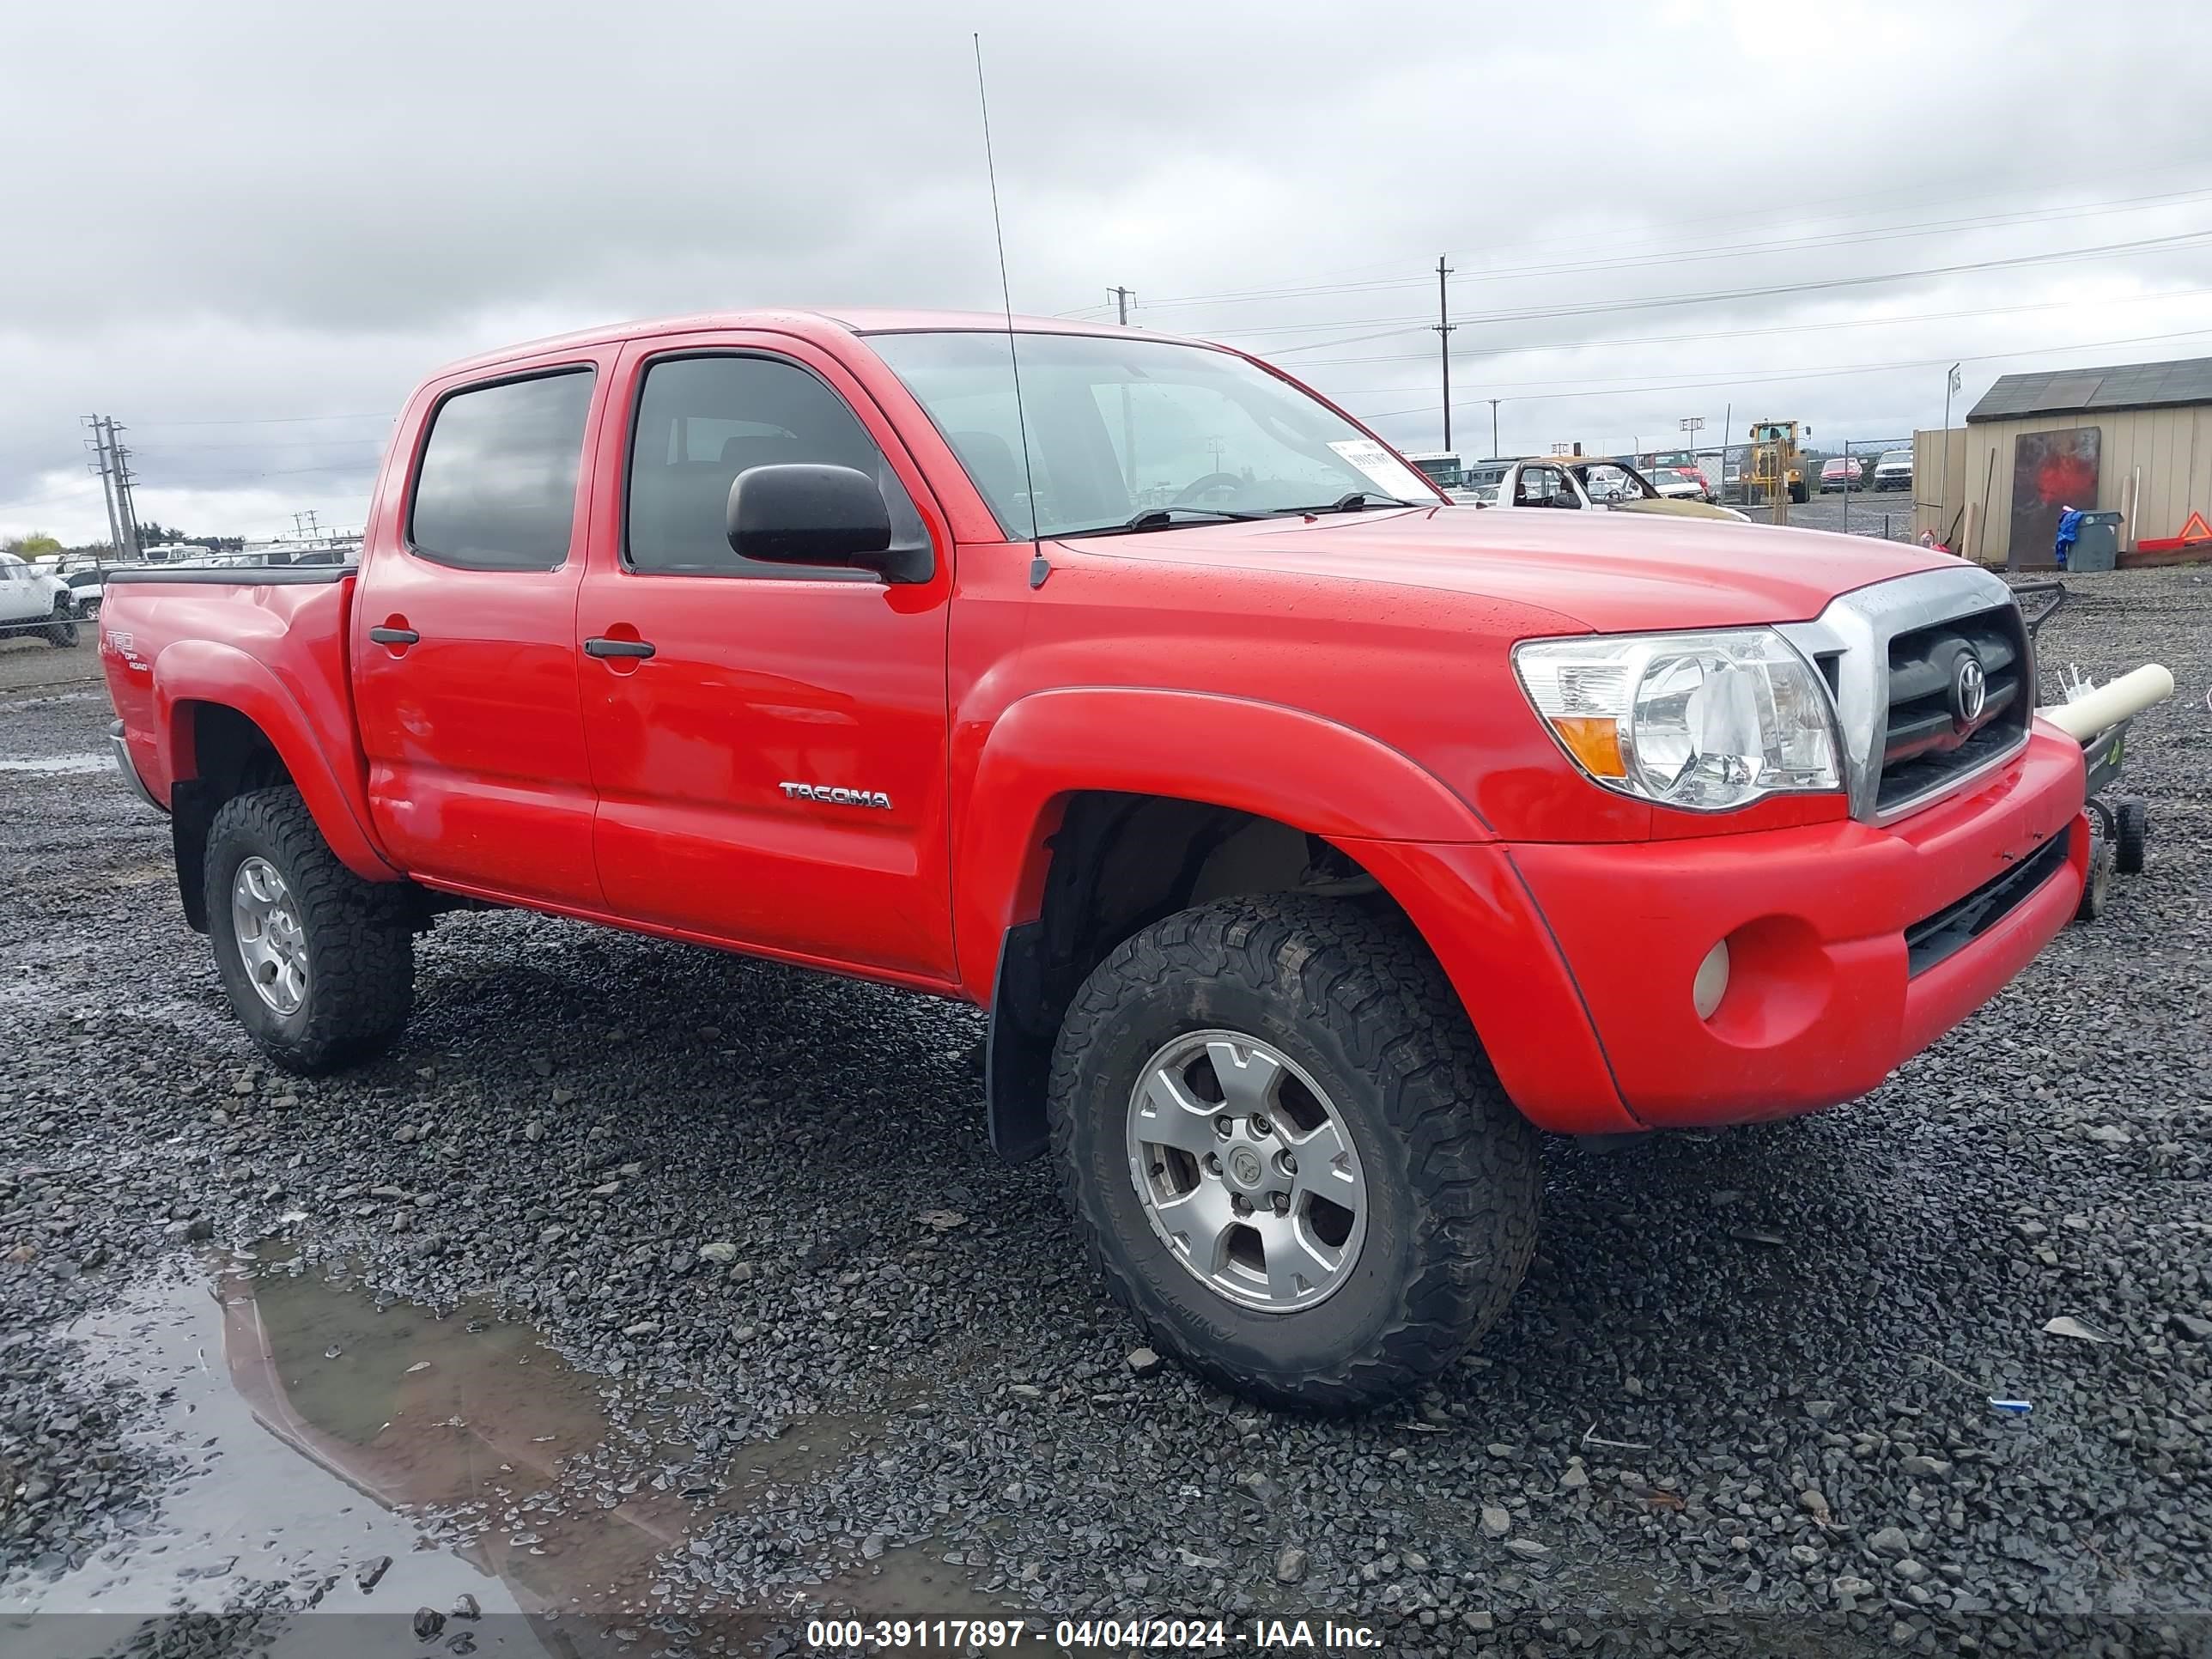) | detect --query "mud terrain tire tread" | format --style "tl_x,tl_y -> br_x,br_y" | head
204,787 -> 414,1073
1048,894 -> 1540,1412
